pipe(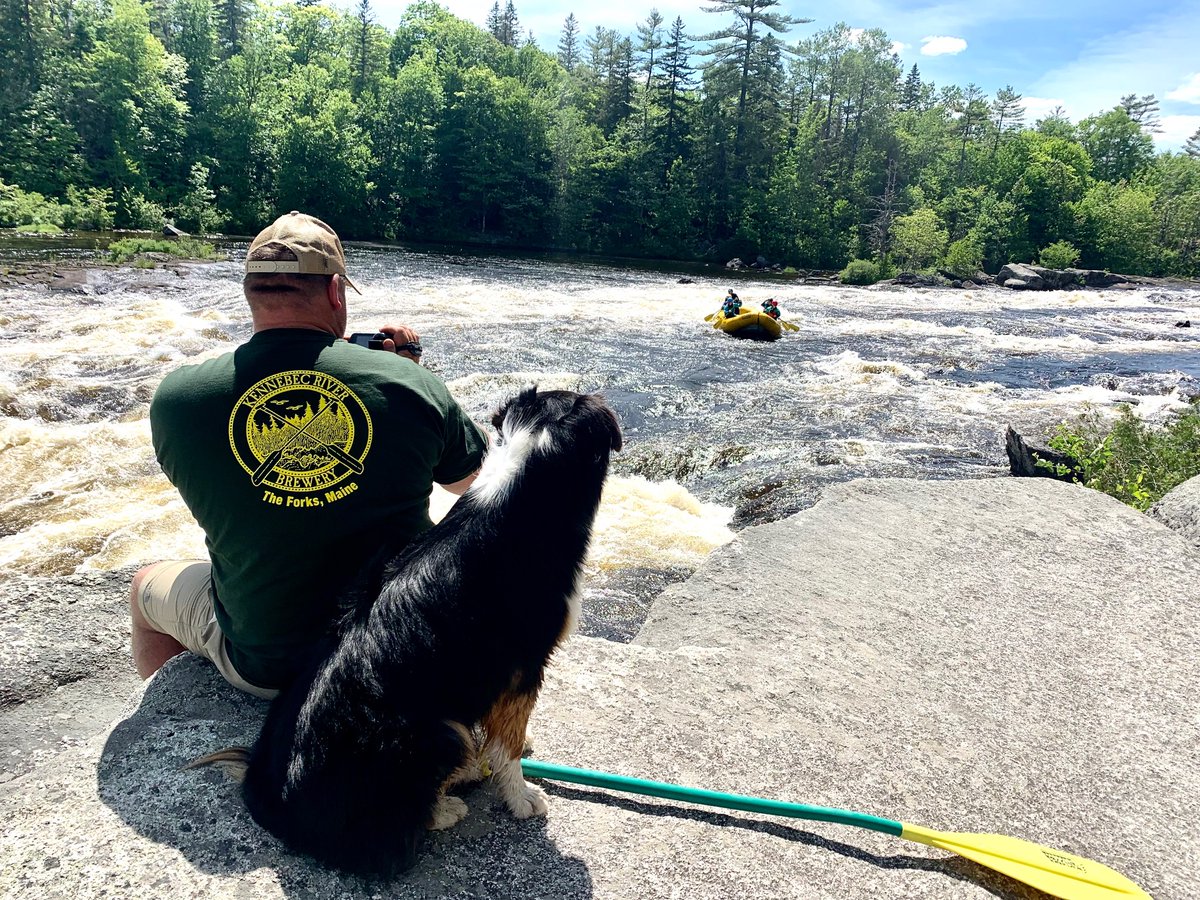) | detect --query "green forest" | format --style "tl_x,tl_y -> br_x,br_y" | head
2,0 -> 1200,276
